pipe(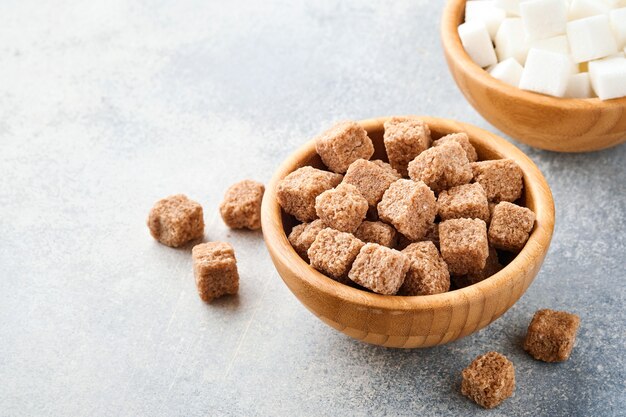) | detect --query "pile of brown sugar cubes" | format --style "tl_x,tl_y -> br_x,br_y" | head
278,117 -> 536,296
